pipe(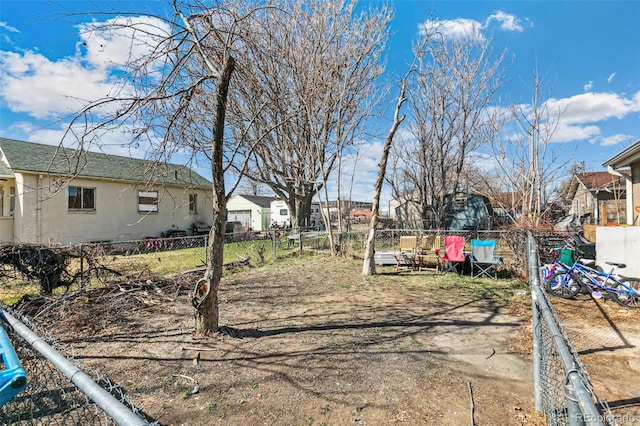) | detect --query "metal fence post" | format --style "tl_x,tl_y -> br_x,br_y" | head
271,230 -> 278,260
204,235 -> 208,264
79,243 -> 84,289
527,232 -> 543,411
565,370 -> 585,426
